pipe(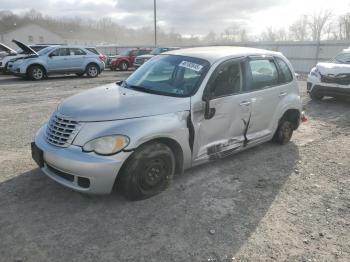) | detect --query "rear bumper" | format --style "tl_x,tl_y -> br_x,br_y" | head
34,125 -> 132,195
